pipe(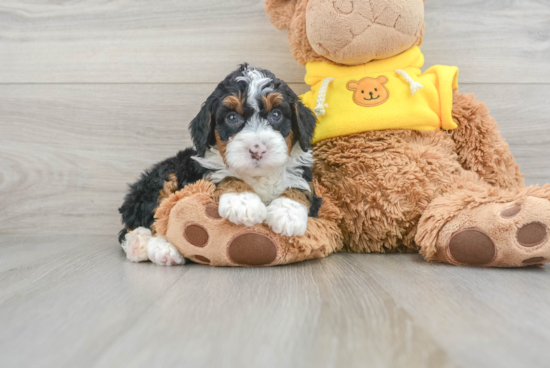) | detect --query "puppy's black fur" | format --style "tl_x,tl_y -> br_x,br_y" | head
118,149 -> 209,243
119,64 -> 319,243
